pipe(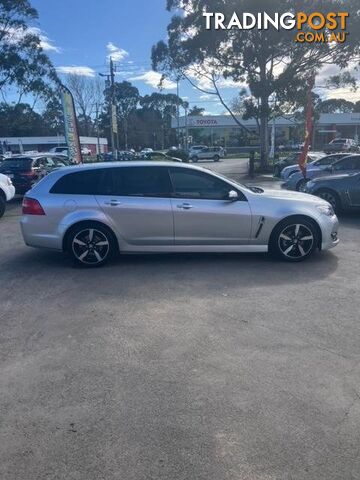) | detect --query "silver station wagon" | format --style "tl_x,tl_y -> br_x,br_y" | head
20,162 -> 339,267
